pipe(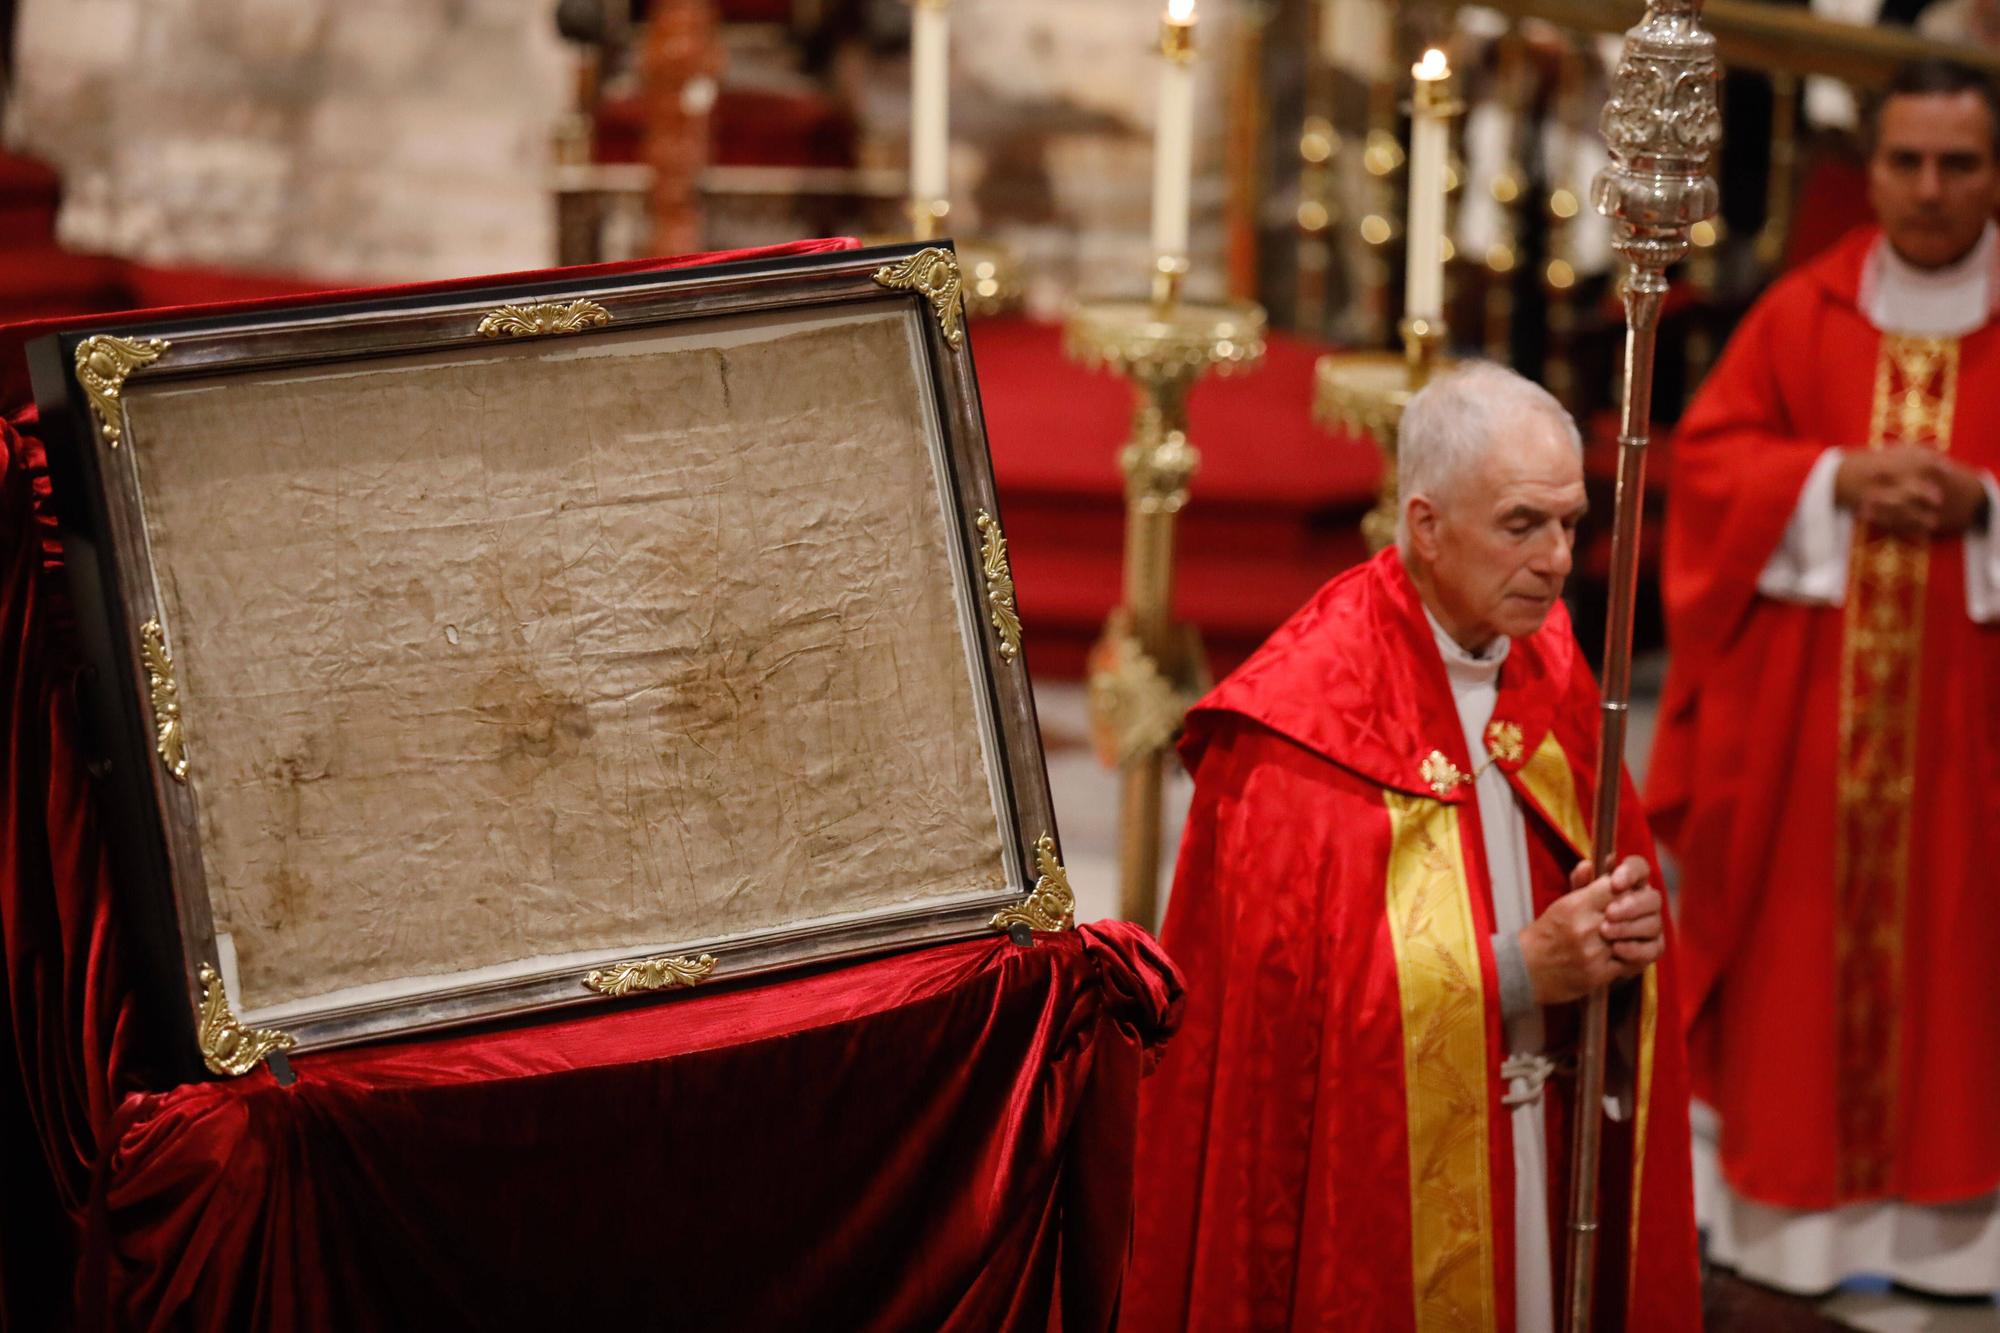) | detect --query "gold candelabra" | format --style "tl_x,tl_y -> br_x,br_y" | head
1314,318 -> 1449,550
1066,277 -> 1265,930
